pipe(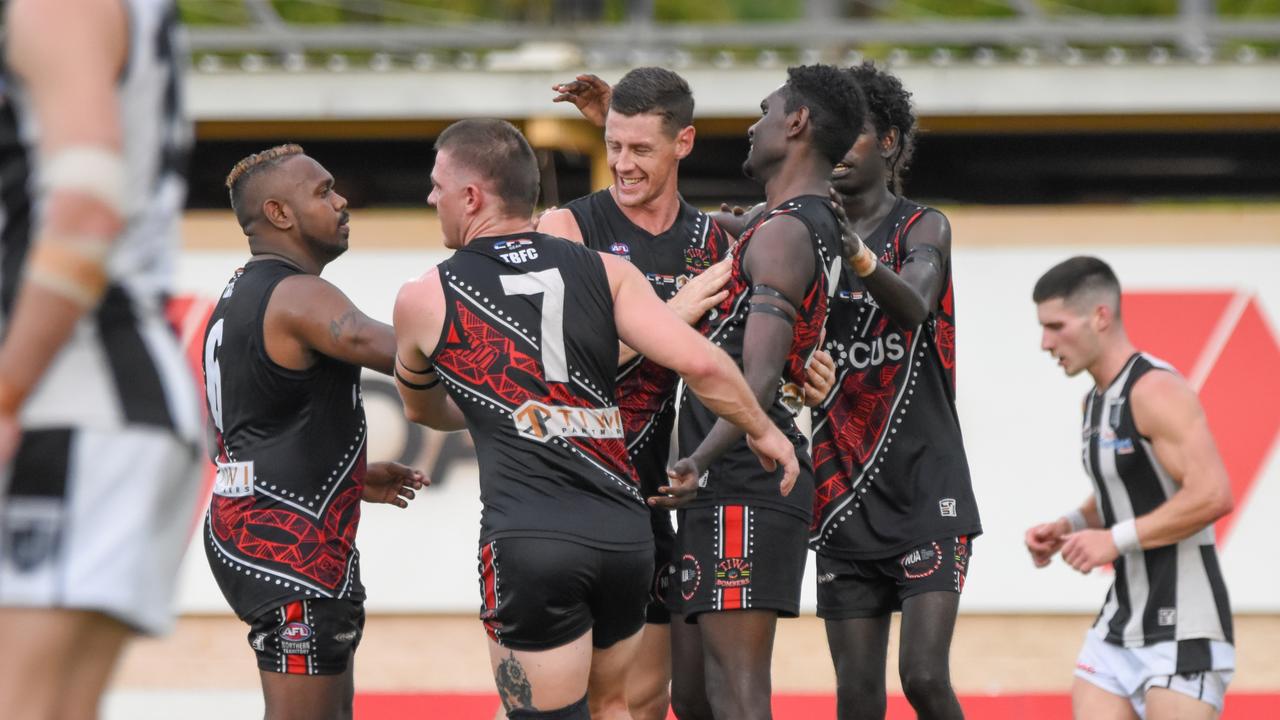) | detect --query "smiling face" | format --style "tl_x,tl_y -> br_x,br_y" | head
603,111 -> 692,209
831,119 -> 893,196
285,155 -> 350,260
1037,297 -> 1106,377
